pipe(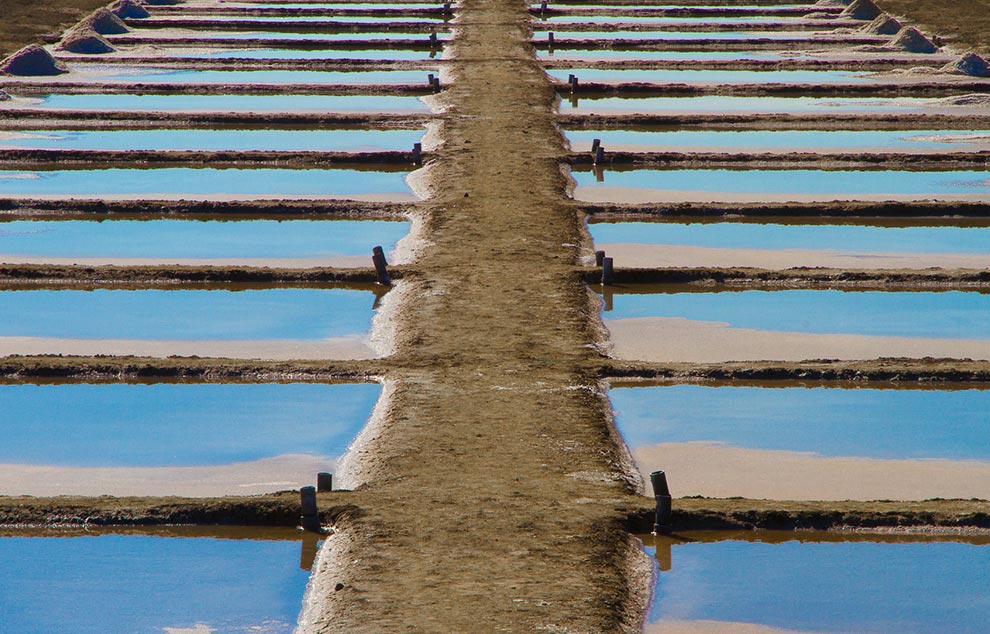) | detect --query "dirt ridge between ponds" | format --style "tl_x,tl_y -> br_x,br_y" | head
295,0 -> 652,631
